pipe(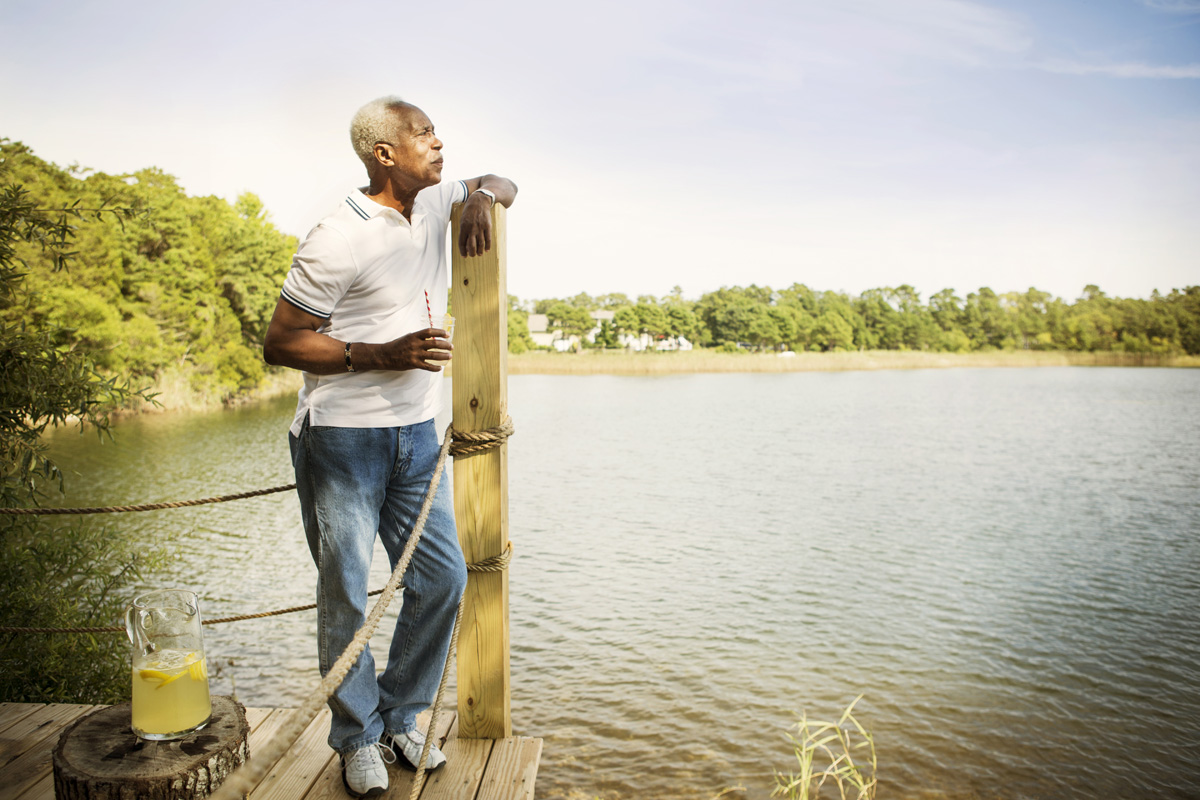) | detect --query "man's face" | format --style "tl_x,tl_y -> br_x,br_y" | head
383,108 -> 444,189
